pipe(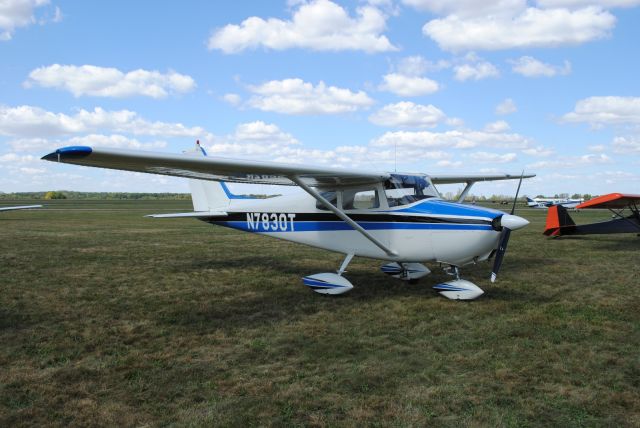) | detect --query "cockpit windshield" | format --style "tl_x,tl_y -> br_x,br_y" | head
384,174 -> 439,207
